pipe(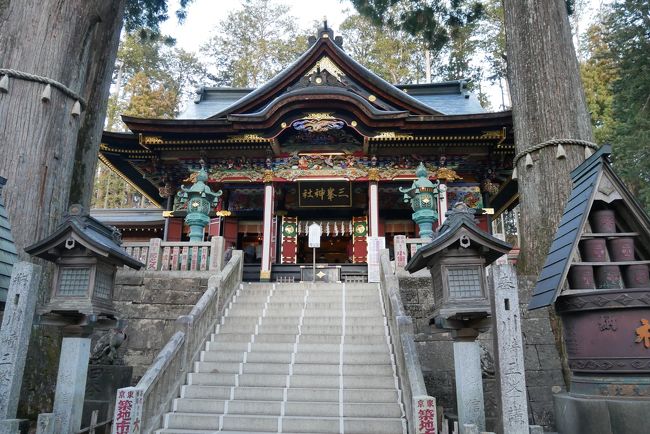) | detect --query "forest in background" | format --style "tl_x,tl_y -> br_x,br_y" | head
92,0 -> 649,213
